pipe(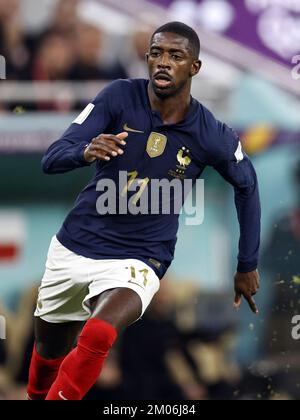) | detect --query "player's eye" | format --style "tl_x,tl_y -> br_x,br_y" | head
172,54 -> 182,61
150,51 -> 160,58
